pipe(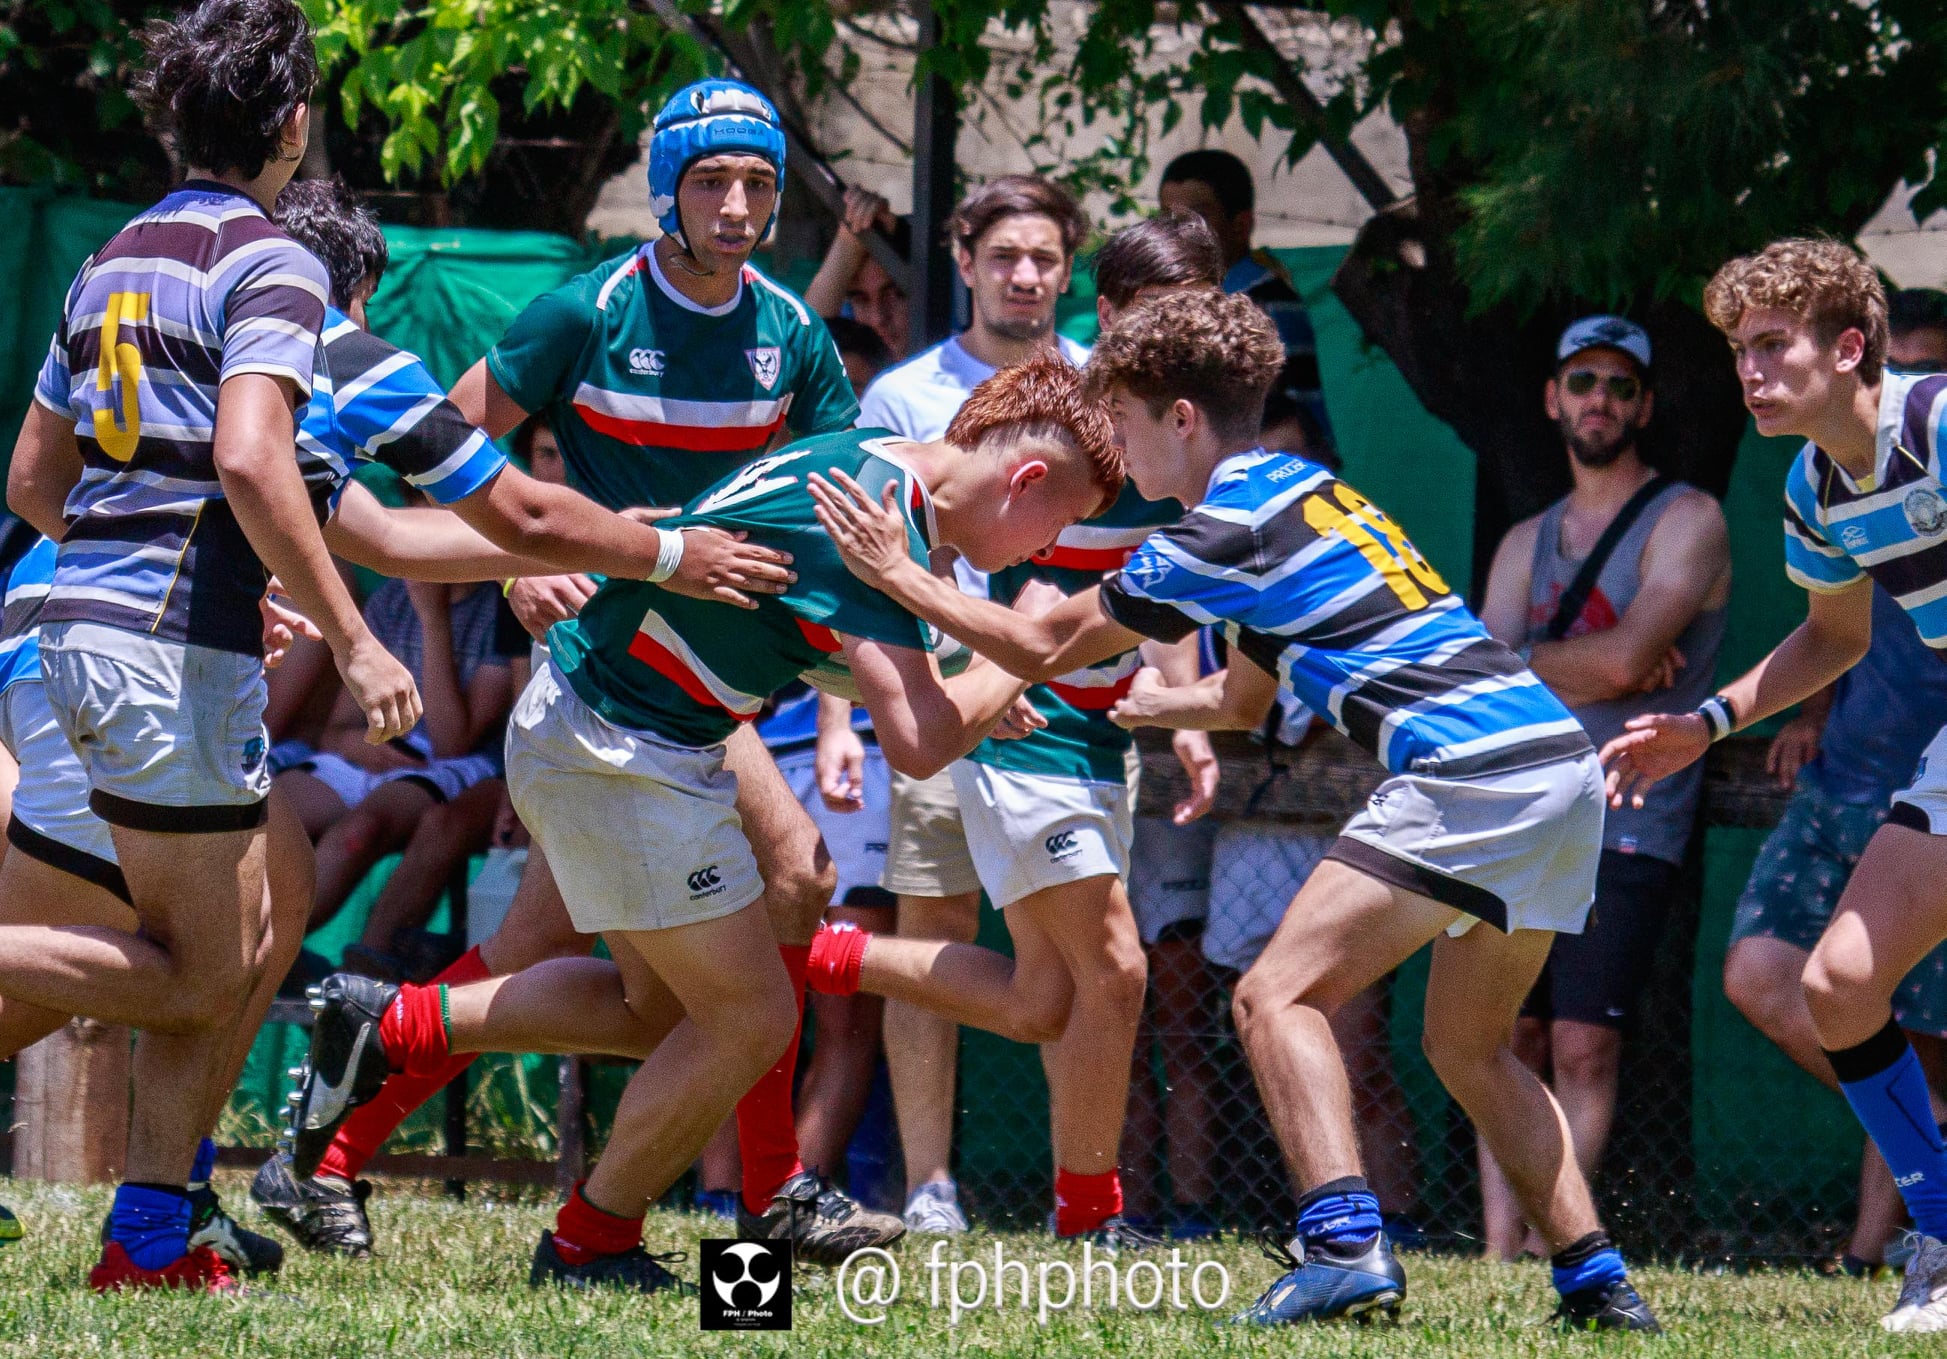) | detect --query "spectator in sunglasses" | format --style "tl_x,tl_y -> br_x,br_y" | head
1472,314 -> 1731,1259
